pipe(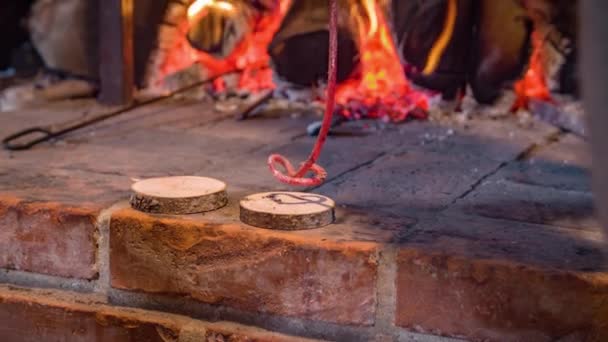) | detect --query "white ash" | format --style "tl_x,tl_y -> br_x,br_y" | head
214,99 -> 241,113
419,128 -> 455,145
264,98 -> 323,115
